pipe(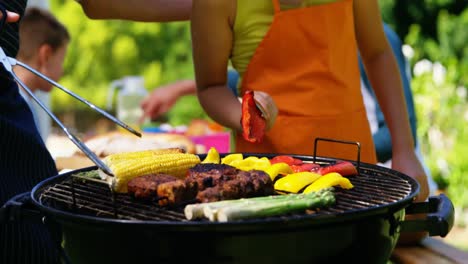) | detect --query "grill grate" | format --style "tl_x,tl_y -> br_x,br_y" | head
40,178 -> 187,221
38,165 -> 413,222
